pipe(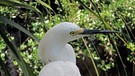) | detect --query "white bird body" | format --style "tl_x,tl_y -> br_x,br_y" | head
38,22 -> 83,64
39,61 -> 81,76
